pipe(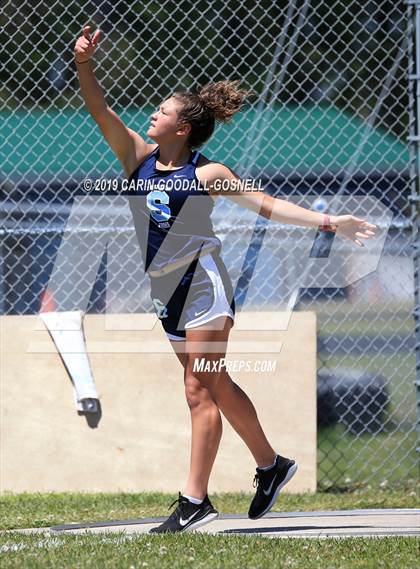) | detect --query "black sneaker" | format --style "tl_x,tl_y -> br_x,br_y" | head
149,492 -> 218,533
248,455 -> 298,520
